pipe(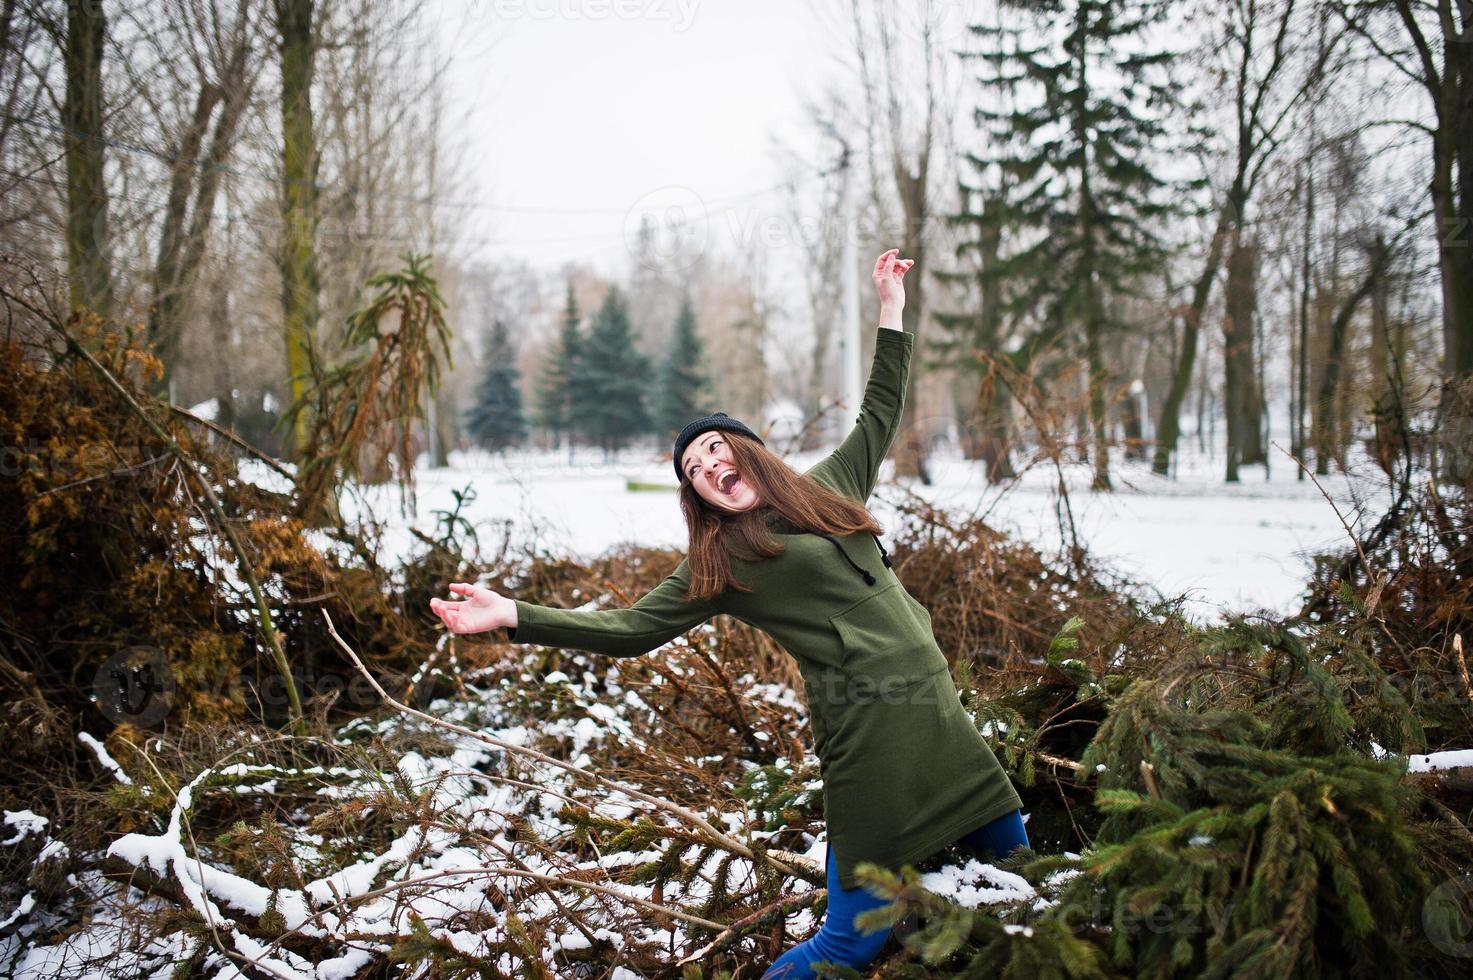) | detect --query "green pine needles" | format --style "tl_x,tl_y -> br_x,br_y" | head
838,596 -> 1470,978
